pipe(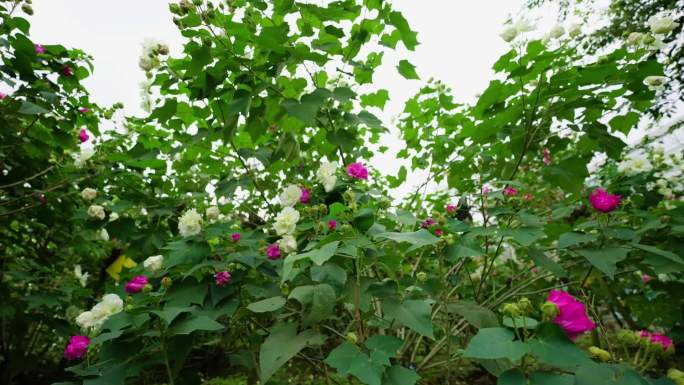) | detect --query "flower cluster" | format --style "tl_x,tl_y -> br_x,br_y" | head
75,294 -> 124,331
214,271 -> 231,287
143,255 -> 164,273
